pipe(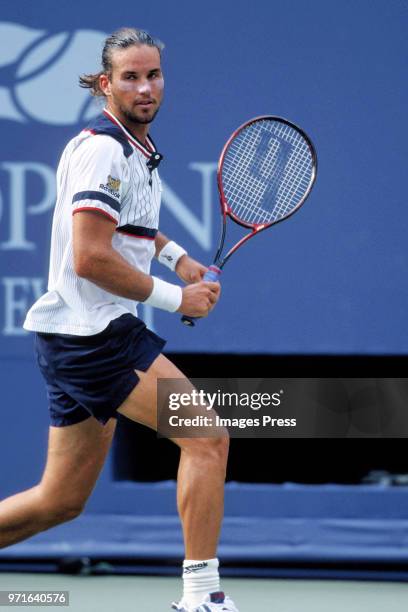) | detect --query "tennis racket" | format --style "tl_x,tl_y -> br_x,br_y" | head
181,115 -> 317,326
